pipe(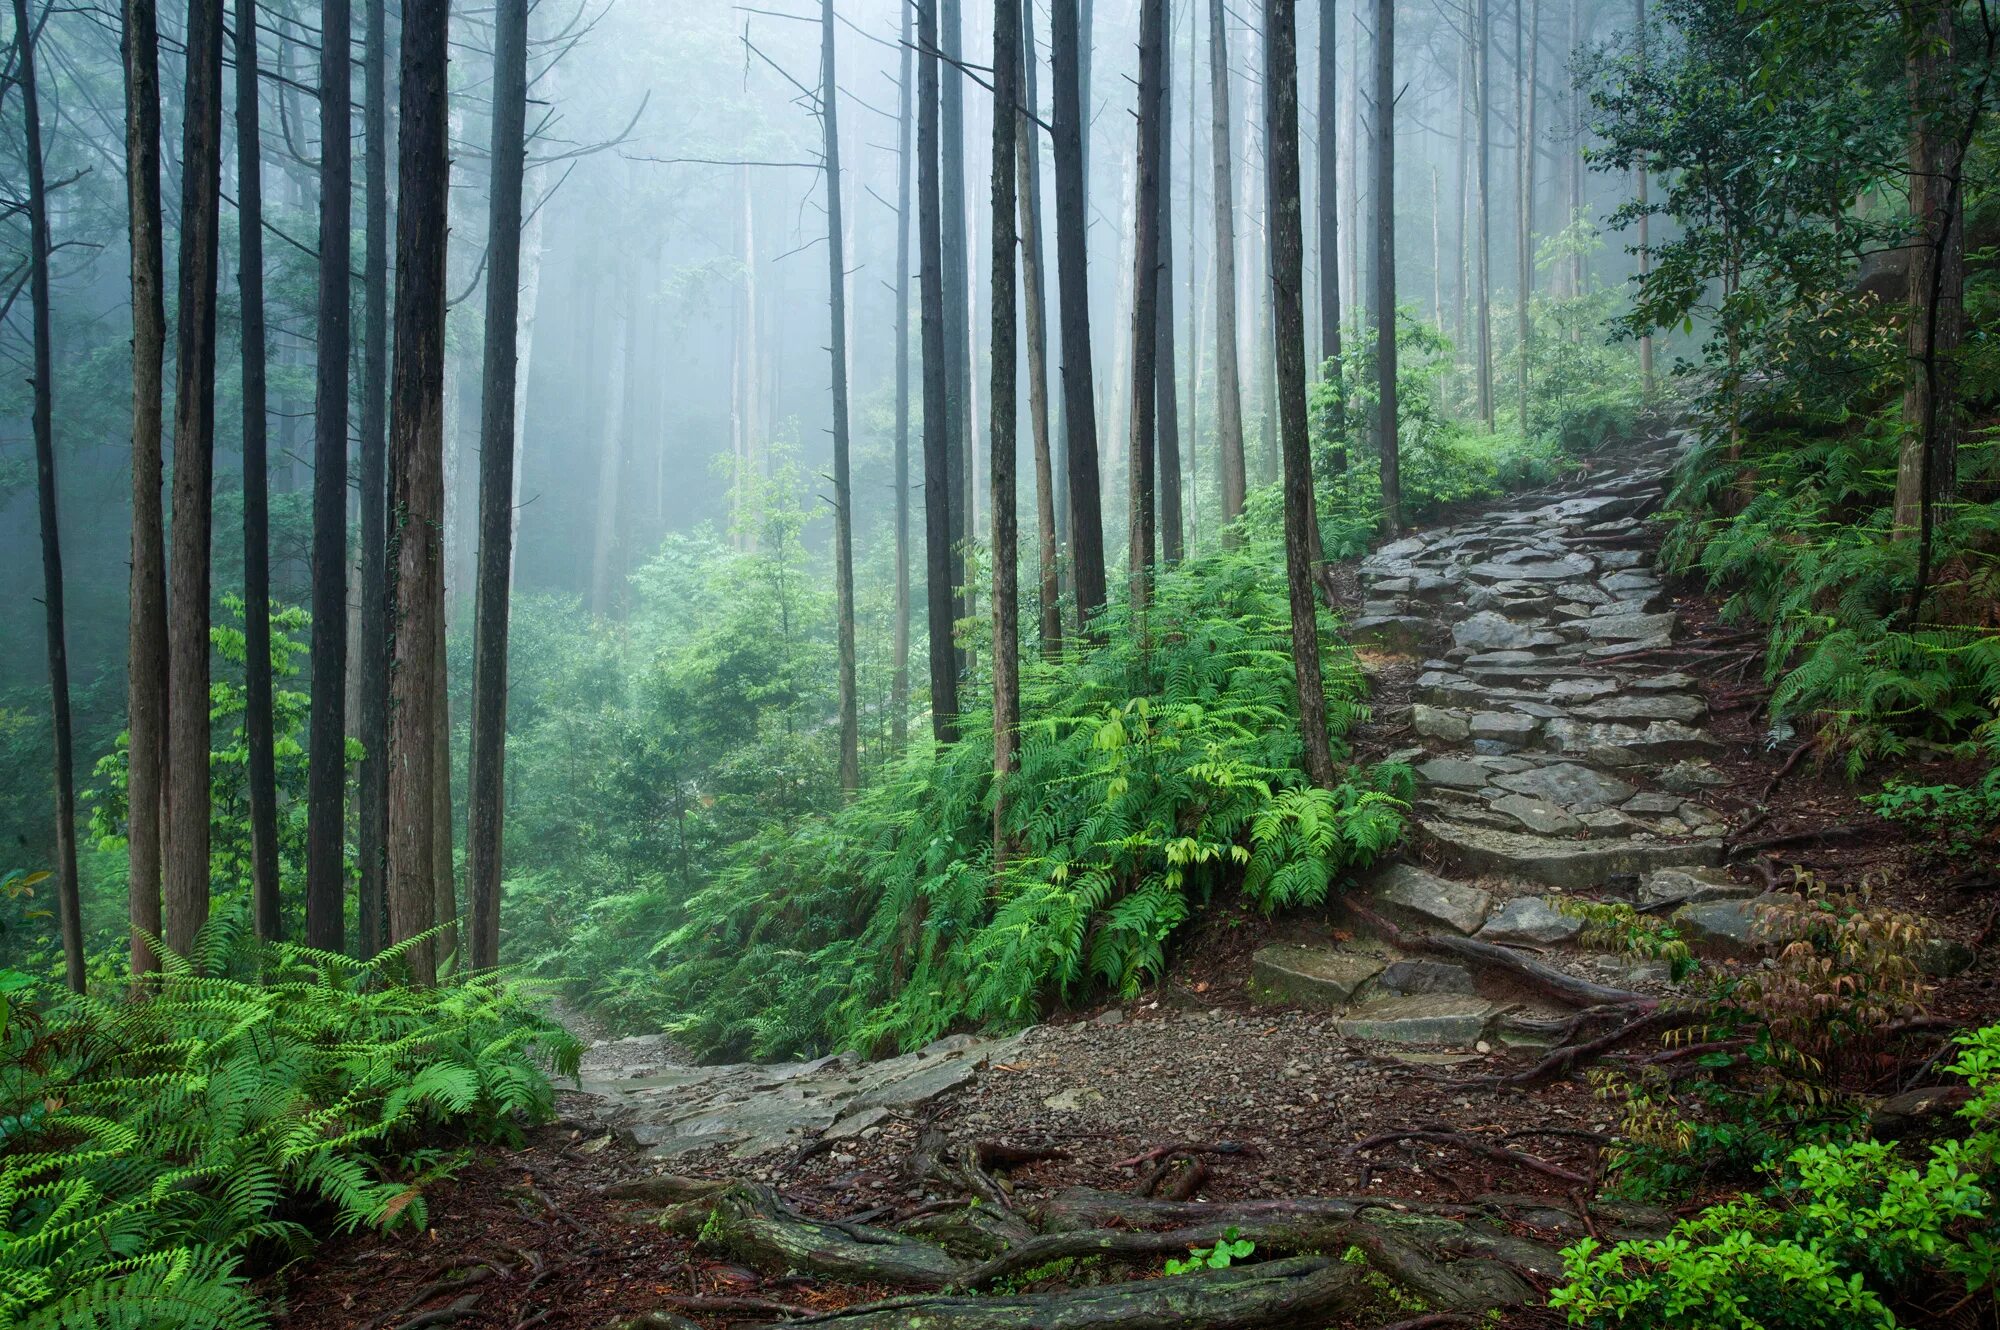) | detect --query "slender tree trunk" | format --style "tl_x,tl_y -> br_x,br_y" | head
1566,0 -> 1583,300
12,0 -> 82,992
357,0 -> 392,958
941,0 -> 971,664
589,286 -> 632,616
1156,30 -> 1184,567
1208,0 -> 1248,531
467,0 -> 524,973
1431,163 -> 1443,326
1375,0 -> 1399,534
387,0 -> 450,984
1515,0 -> 1538,431
165,0 -> 226,958
918,0 -> 958,743
1129,0 -> 1165,613
1633,0 -> 1651,397
991,0 -> 1021,865
1265,0 -> 1337,791
892,0 -> 913,742
1315,0 -> 1343,454
431,644 -> 454,966
821,0 -> 861,795
234,0 -> 281,940
123,0 -> 167,977
1052,0 -> 1107,631
306,0 -> 353,953
1019,0 -> 1060,656
1475,0 -> 1494,429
